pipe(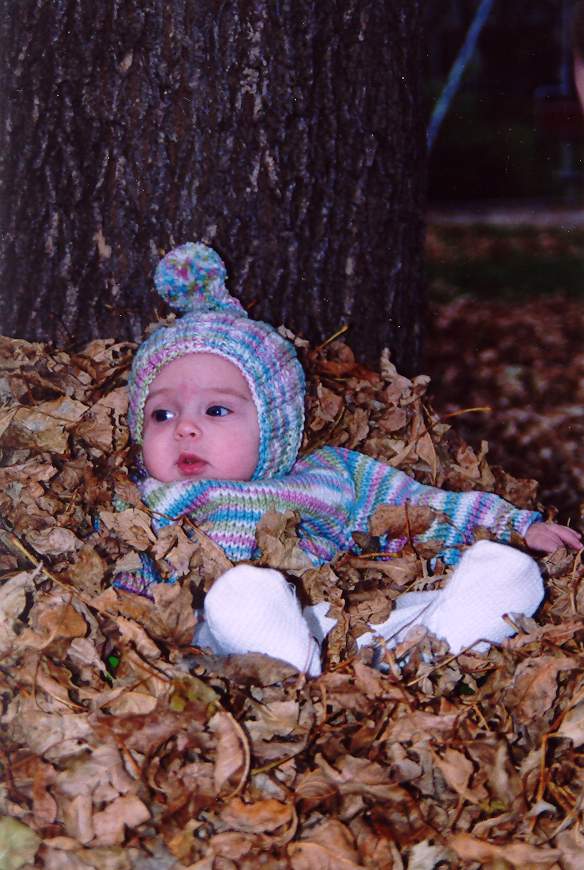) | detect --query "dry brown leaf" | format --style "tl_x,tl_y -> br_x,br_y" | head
255,510 -> 315,572
466,739 -> 525,810
209,711 -> 250,796
297,819 -> 360,865
0,335 -> 46,366
369,504 -> 437,538
63,794 -> 94,844
554,827 -> 584,870
0,407 -> 21,441
0,397 -> 88,452
344,407 -> 370,448
111,472 -> 143,508
113,616 -> 162,660
107,690 -> 158,717
309,384 -> 343,430
91,795 -> 150,847
348,551 -> 422,587
32,761 -> 58,827
245,699 -> 301,743
42,844 -> 134,870
99,508 -> 157,550
219,797 -> 295,833
152,523 -> 198,576
67,545 -> 106,595
99,386 -> 128,415
0,571 -> 34,660
504,655 -> 577,725
5,705 -> 93,759
67,636 -> 110,683
76,389 -> 129,452
556,701 -> 584,746
111,551 -> 142,575
187,831 -> 263,866
26,526 -> 82,555
377,405 -> 407,433
415,430 -> 438,479
288,841 -> 363,870
314,752 -> 404,804
448,832 -> 561,867
0,458 -> 58,486
407,839 -> 455,869
432,747 -> 489,804
75,404 -> 114,452
17,601 -> 88,651
18,650 -> 79,710
151,581 -> 196,645
55,744 -> 135,802
384,710 -> 459,743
